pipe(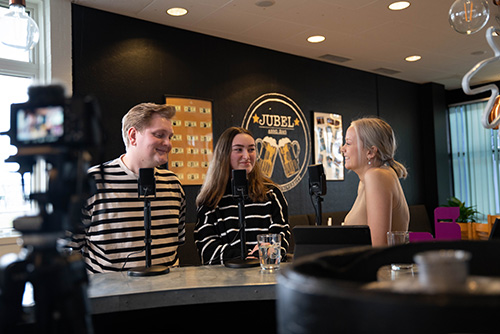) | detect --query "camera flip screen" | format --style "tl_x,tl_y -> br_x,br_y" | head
16,105 -> 64,145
